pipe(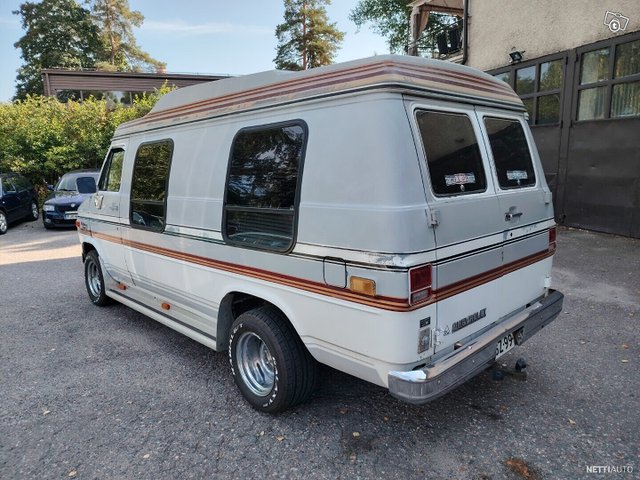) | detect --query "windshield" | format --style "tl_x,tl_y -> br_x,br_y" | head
56,173 -> 98,192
